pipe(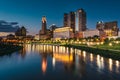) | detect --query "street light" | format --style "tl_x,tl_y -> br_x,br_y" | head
109,43 -> 112,46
